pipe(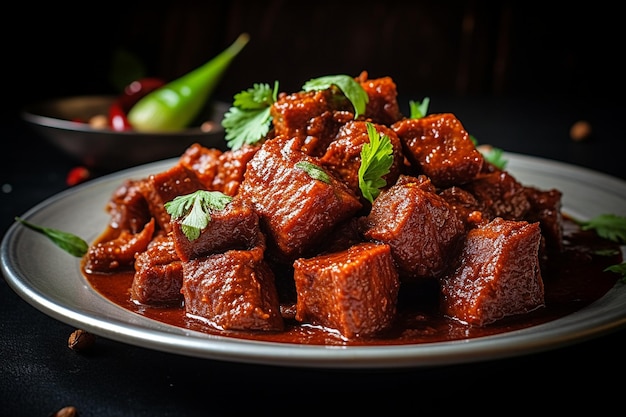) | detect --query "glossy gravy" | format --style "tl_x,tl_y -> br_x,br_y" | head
83,219 -> 622,346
